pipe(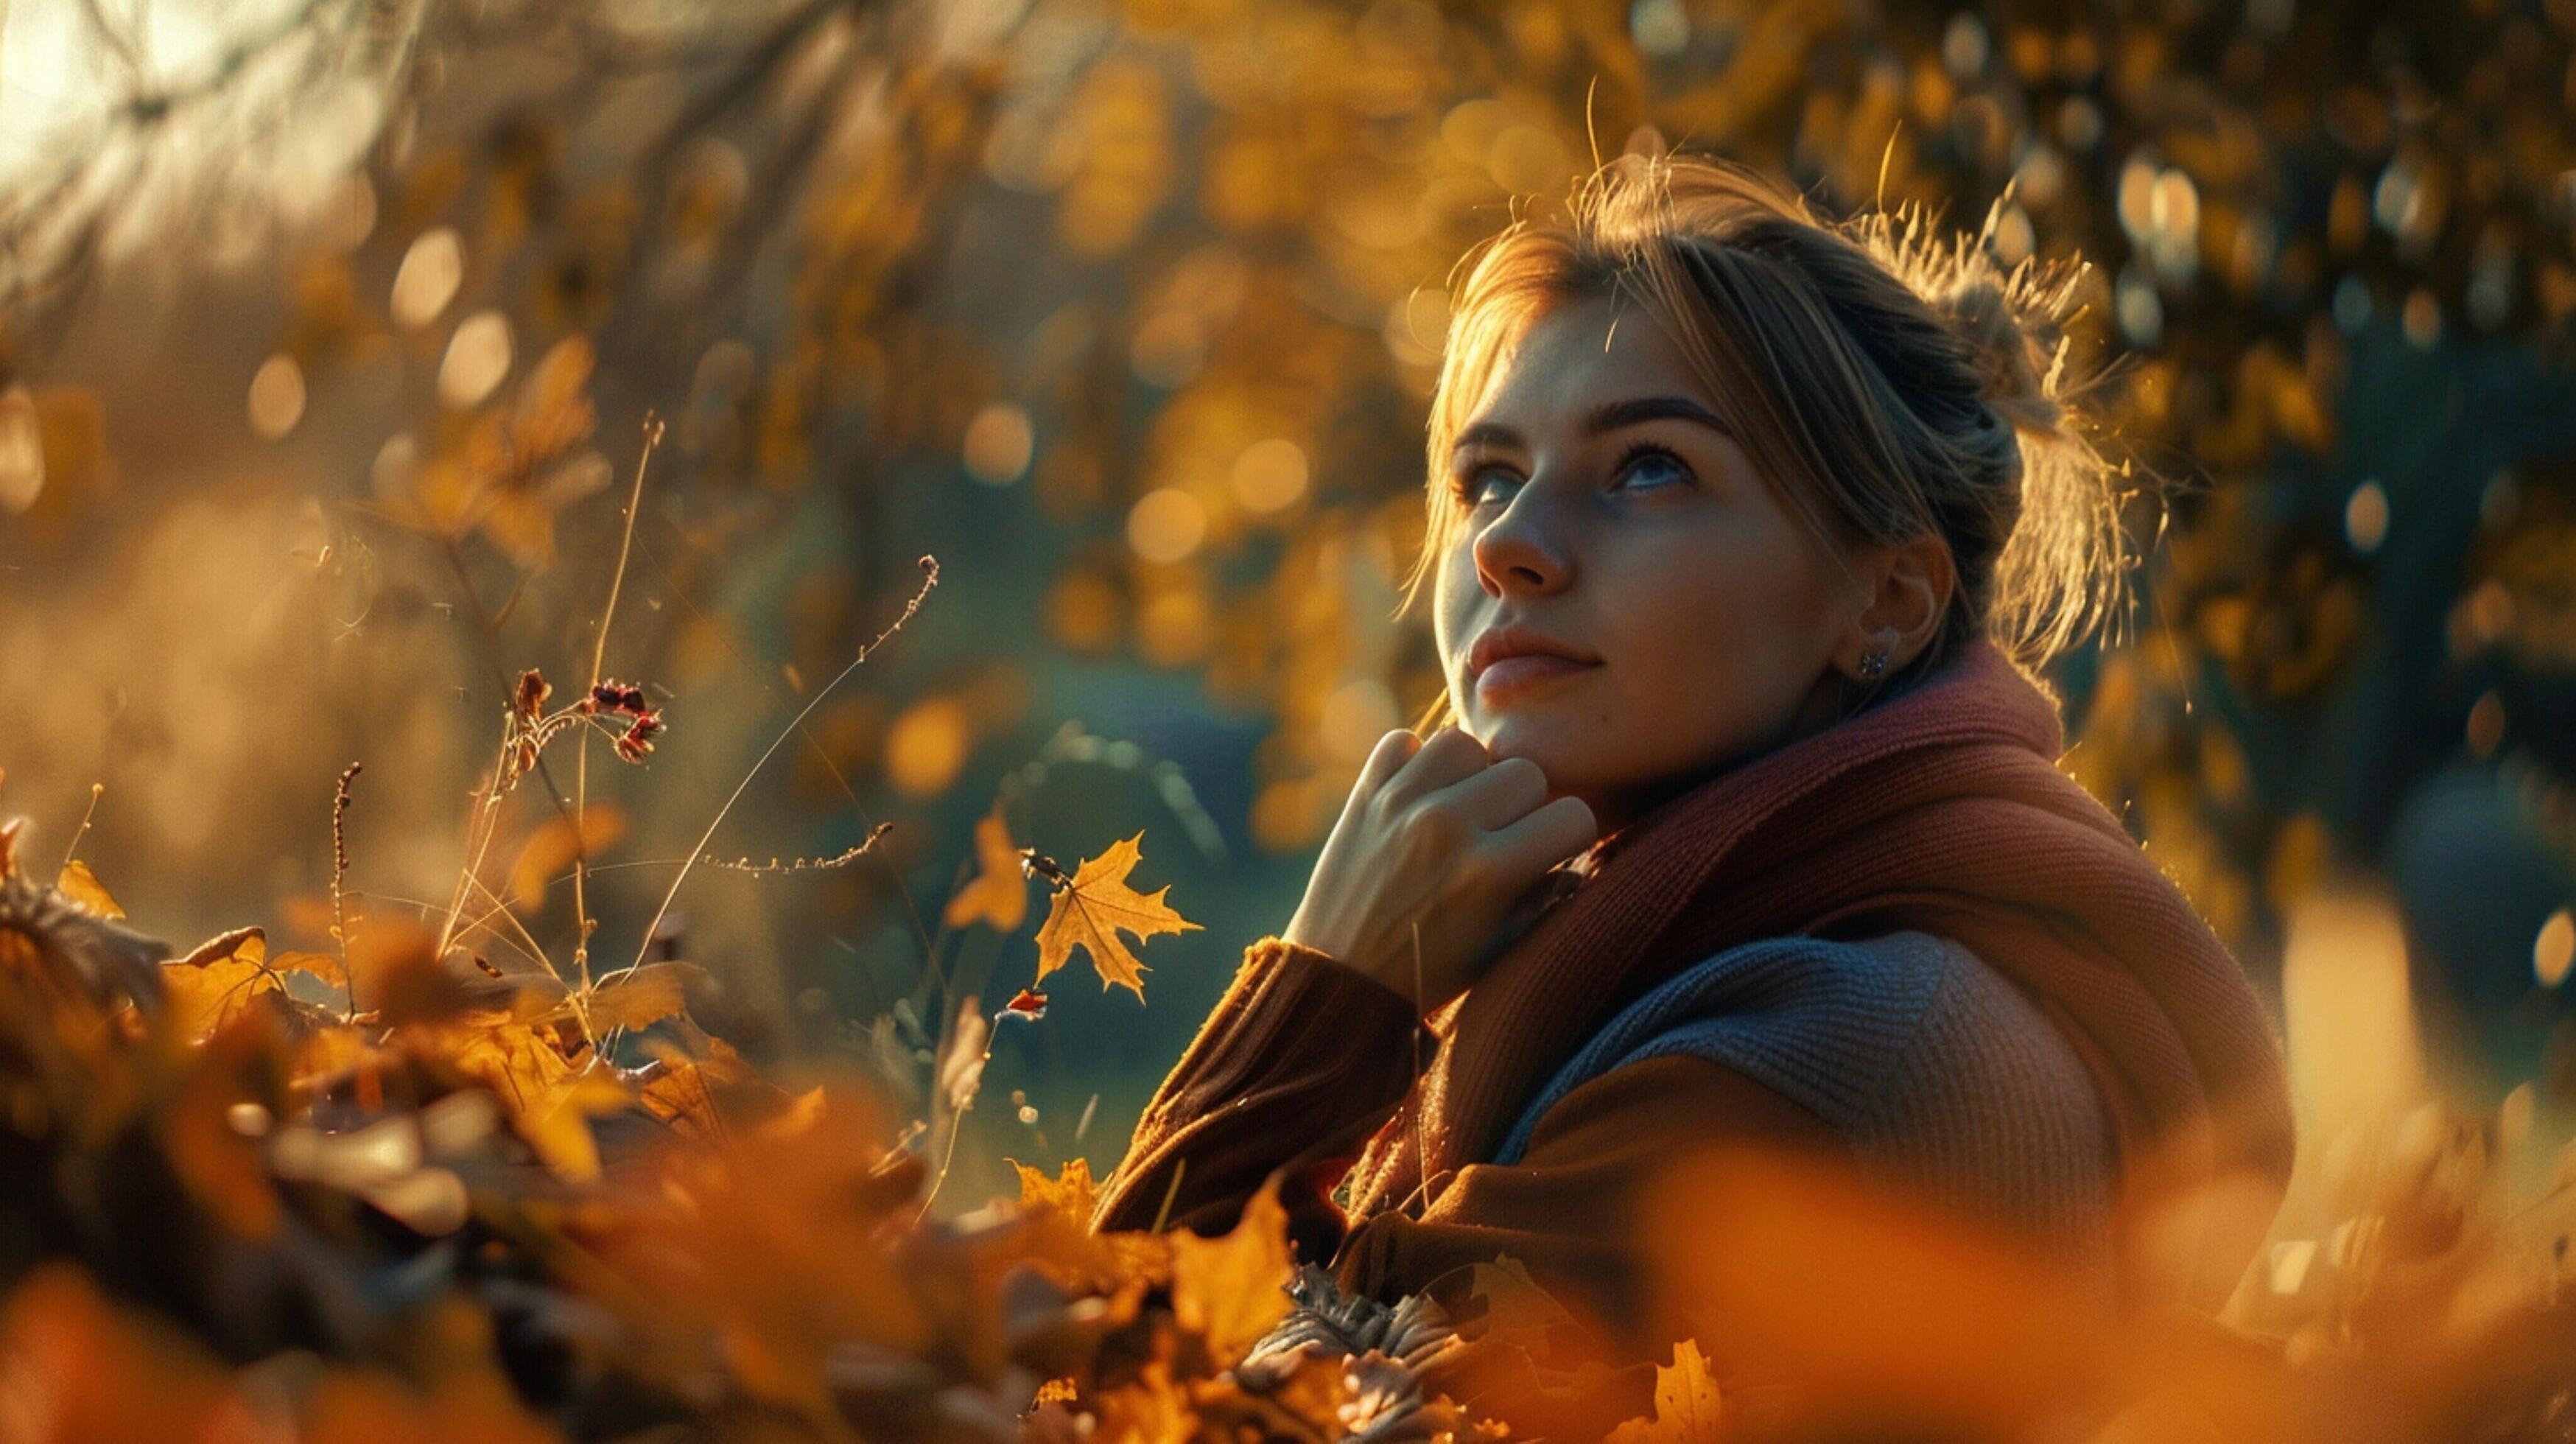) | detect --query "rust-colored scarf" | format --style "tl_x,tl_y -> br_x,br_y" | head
1342,637 -> 2296,1314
